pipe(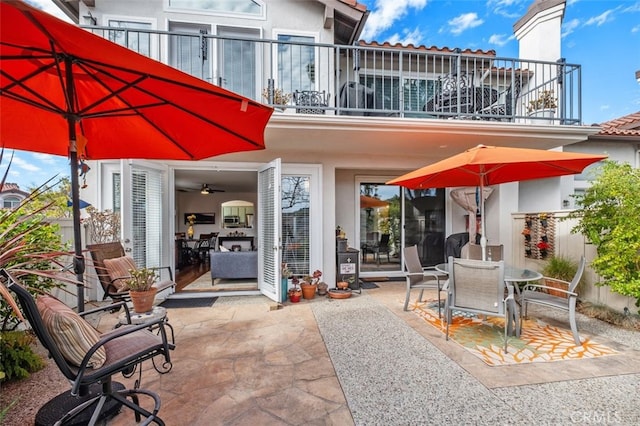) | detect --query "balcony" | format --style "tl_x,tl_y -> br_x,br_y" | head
85,26 -> 582,125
